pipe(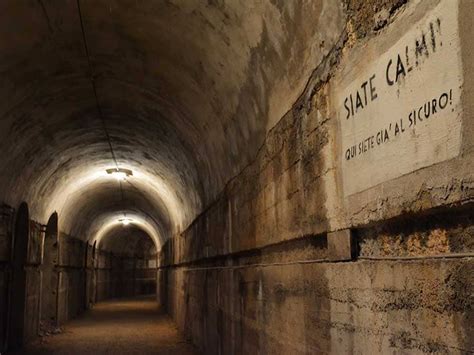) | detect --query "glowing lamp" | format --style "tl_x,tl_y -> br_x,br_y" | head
119,217 -> 133,226
106,168 -> 133,181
